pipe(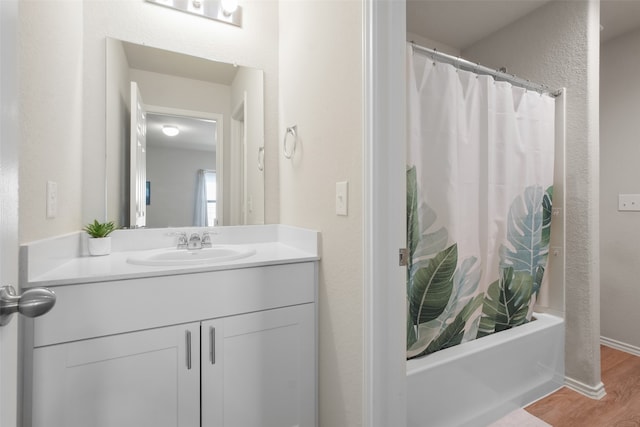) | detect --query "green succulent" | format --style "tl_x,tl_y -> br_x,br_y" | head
83,220 -> 116,238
